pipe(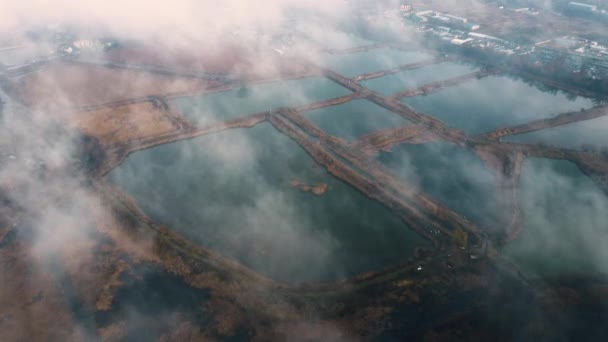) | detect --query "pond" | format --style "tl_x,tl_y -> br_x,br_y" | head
108,123 -> 429,283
